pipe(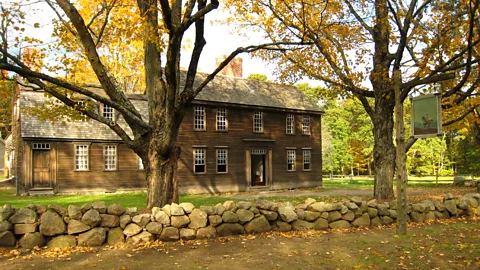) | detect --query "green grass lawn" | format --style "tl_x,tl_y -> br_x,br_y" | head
322,176 -> 458,189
